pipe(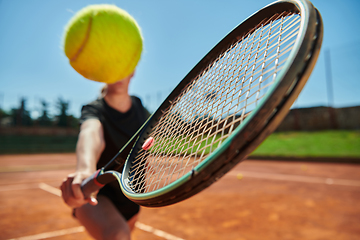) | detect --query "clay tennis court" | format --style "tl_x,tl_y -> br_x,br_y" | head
1,153 -> 359,240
